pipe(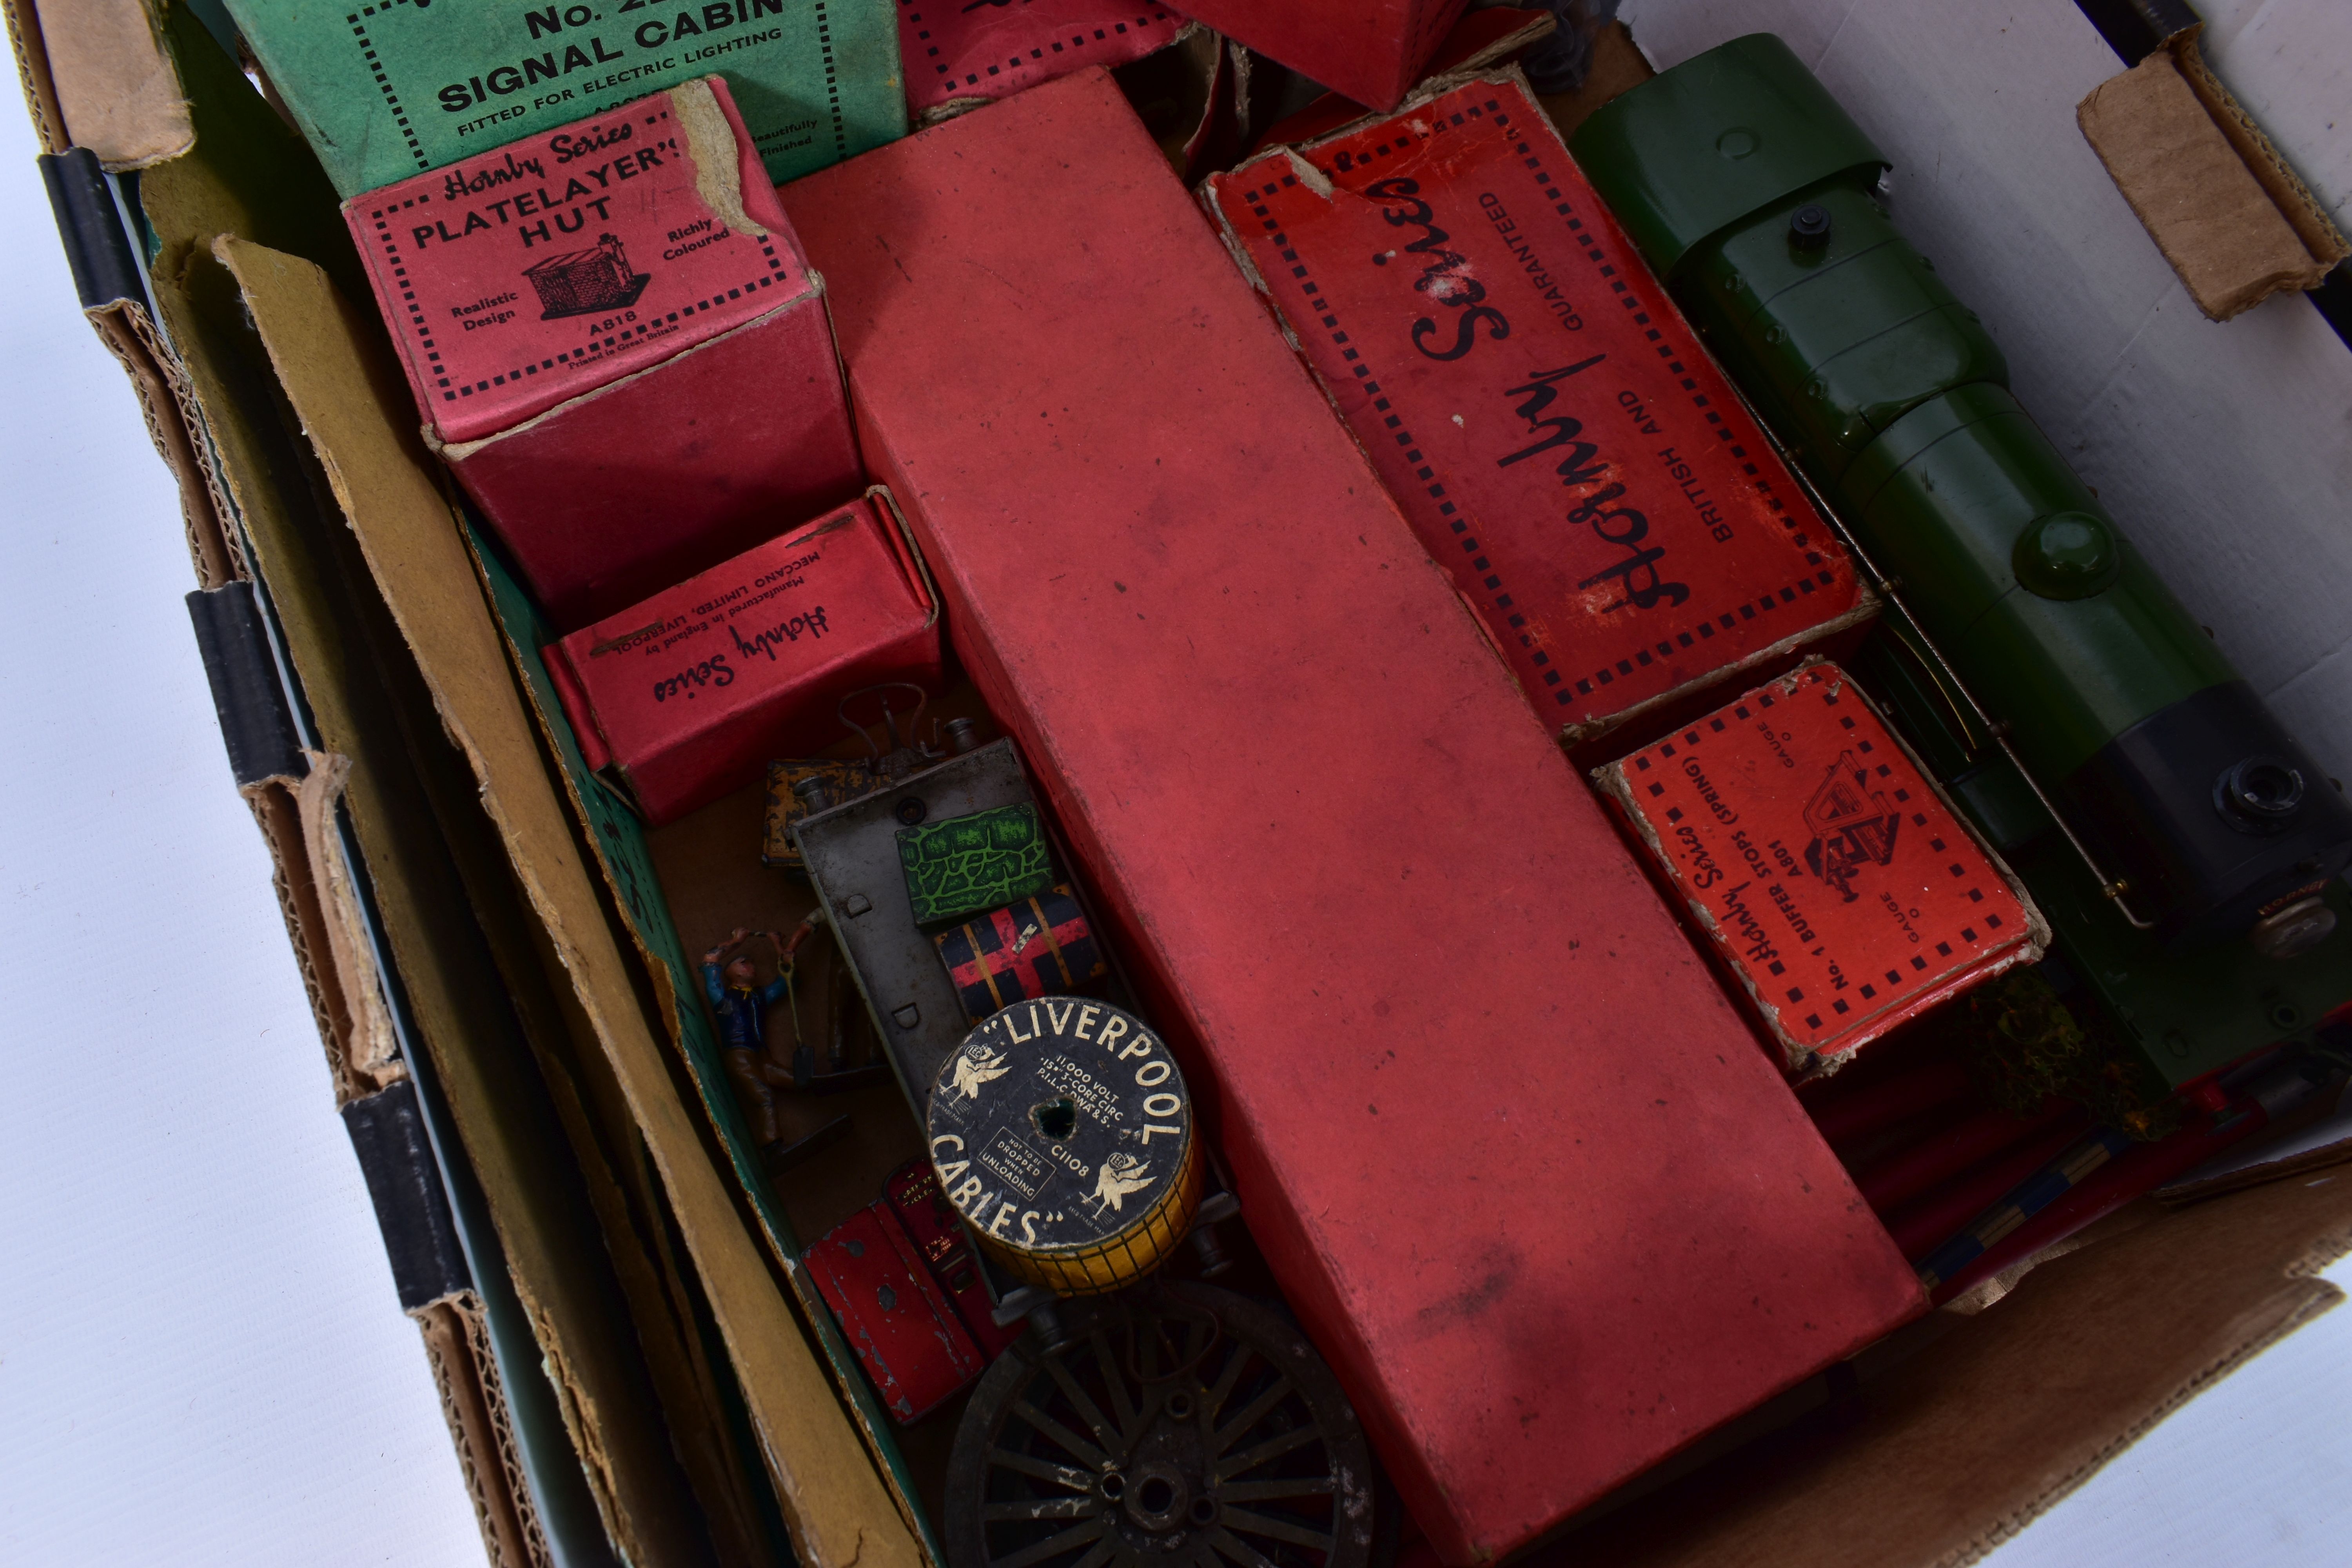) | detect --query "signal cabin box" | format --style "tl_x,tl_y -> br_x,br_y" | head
224,0 -> 907,198
345,78 -> 862,631
1206,76 -> 1872,747
1596,661 -> 2049,1073
782,69 -> 1924,1565
540,491 -> 940,826
897,0 -> 1185,120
